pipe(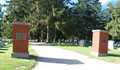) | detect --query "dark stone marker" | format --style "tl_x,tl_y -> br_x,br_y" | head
101,39 -> 107,43
16,33 -> 26,40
